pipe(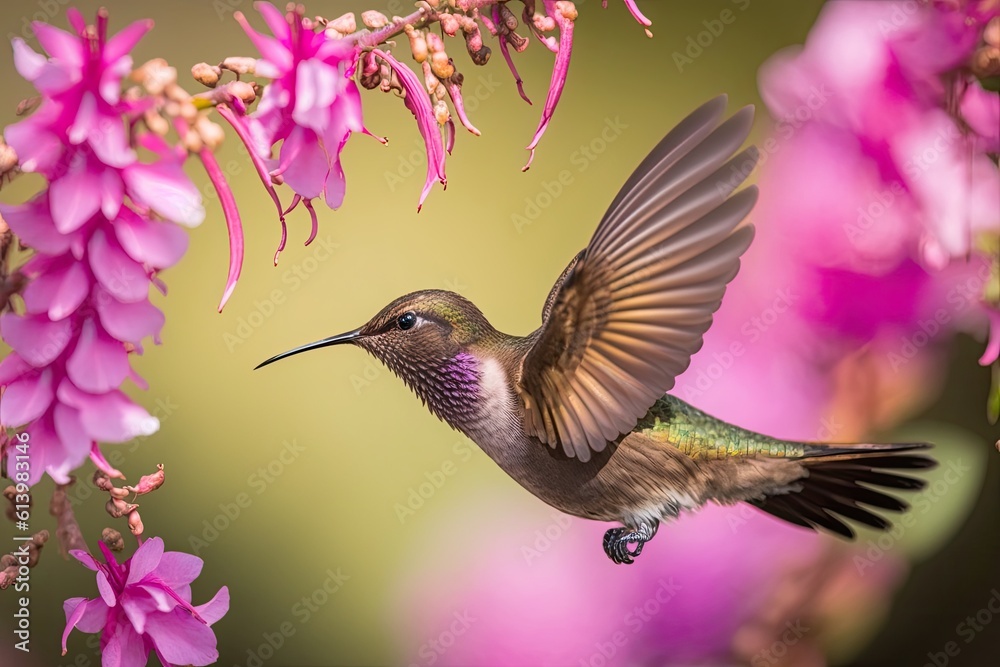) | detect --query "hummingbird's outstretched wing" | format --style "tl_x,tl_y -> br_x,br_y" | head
517,96 -> 759,462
